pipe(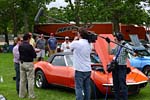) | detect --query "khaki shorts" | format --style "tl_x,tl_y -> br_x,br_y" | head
49,50 -> 56,56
